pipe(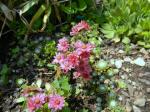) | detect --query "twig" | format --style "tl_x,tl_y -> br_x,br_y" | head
0,17 -> 6,38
